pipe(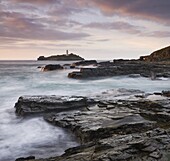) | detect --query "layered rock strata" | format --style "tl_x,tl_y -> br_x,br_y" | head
14,90 -> 170,161
15,95 -> 96,116
68,61 -> 170,79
